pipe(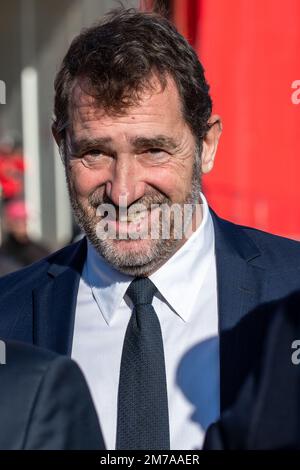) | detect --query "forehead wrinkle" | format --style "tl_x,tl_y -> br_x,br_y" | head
69,74 -> 183,123
67,76 -> 194,154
